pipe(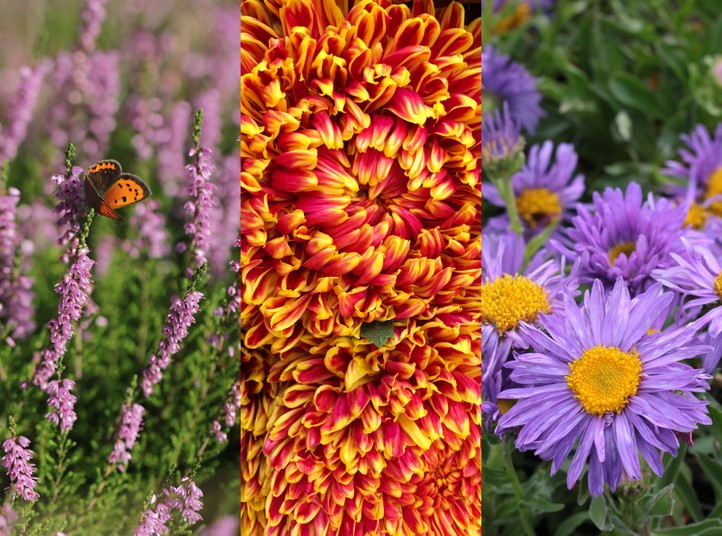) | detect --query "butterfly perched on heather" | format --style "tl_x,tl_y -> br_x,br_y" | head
83,160 -> 151,220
